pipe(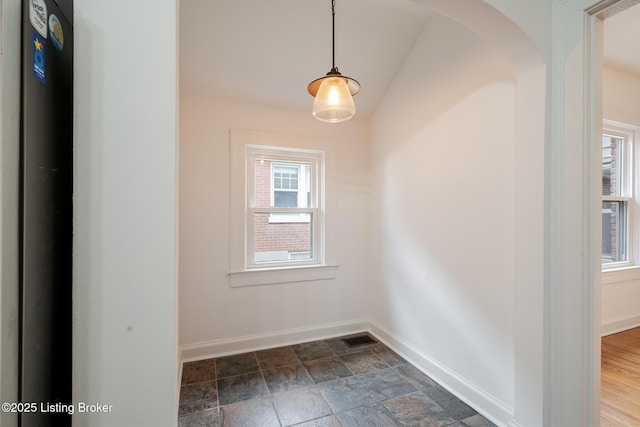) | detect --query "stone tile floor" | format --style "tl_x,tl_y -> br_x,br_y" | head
179,334 -> 496,427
